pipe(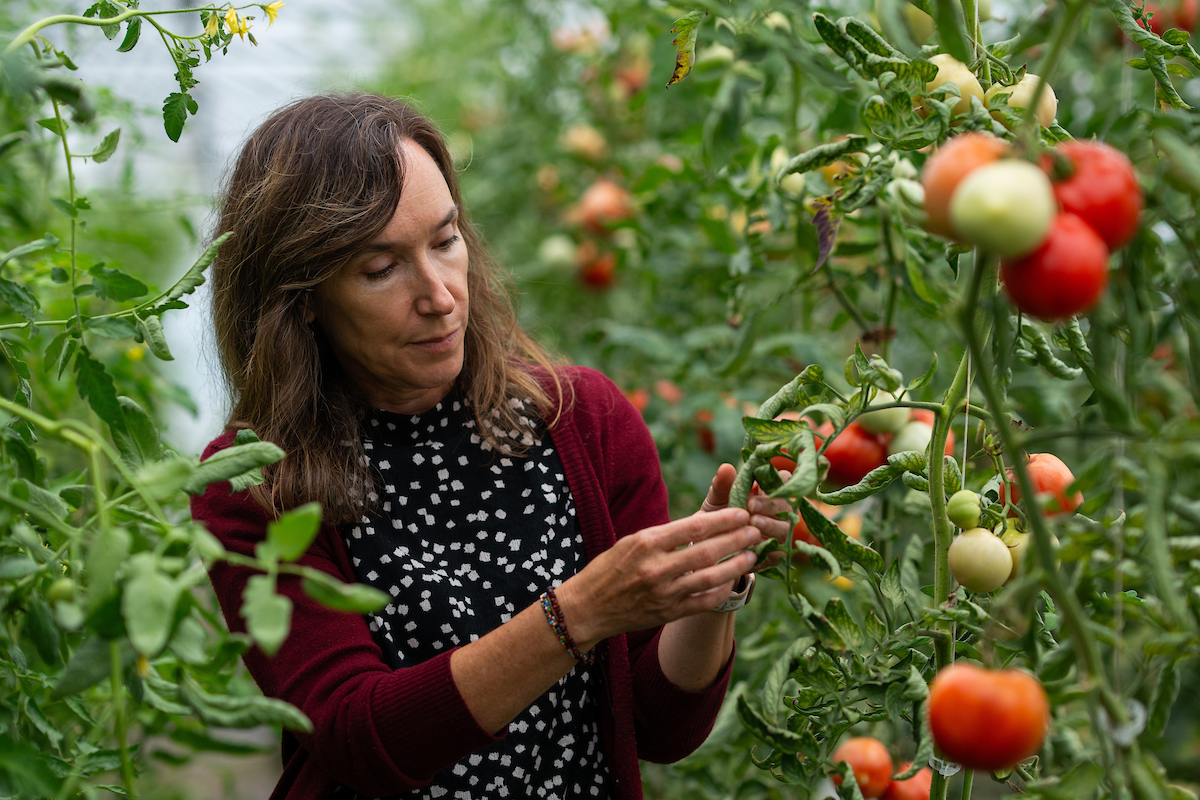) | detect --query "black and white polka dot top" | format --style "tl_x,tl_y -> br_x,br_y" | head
333,392 -> 612,800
